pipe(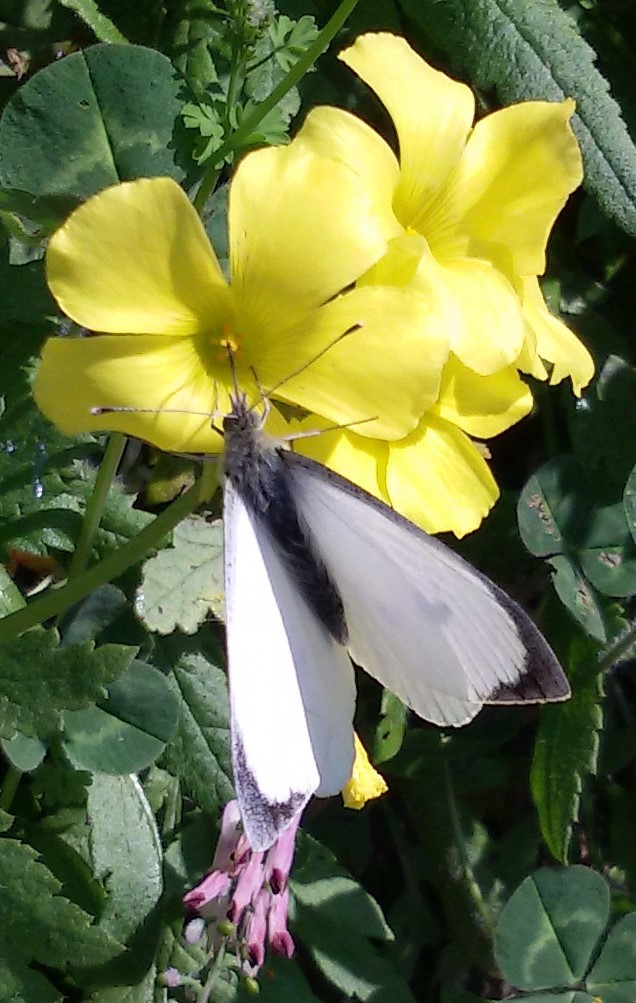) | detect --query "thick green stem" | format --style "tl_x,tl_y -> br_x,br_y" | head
68,433 -> 126,580
0,468 -> 217,642
0,764 -> 21,812
443,758 -> 496,939
193,0 -> 361,213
